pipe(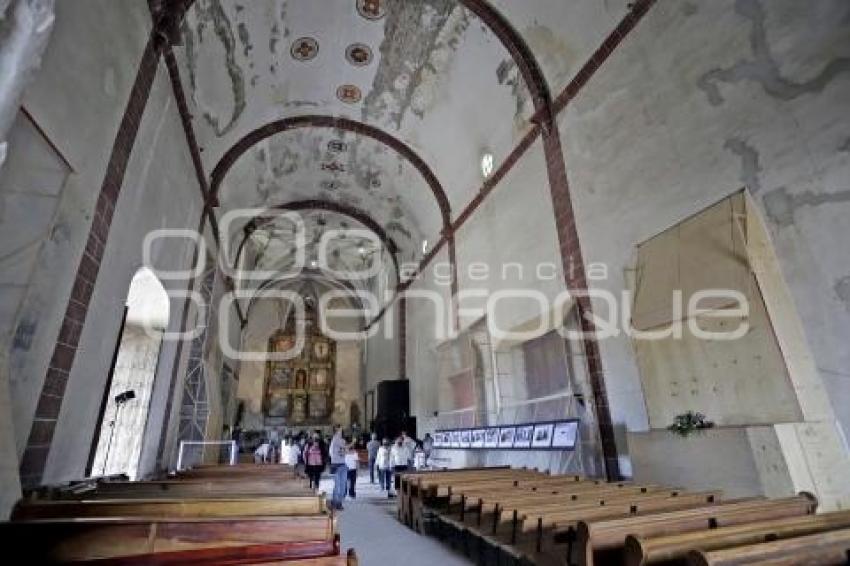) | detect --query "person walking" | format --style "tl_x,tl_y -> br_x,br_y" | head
389,436 -> 411,498
345,444 -> 359,499
328,425 -> 347,510
400,430 -> 416,468
375,438 -> 392,496
366,433 -> 380,484
304,437 -> 325,490
422,433 -> 434,467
